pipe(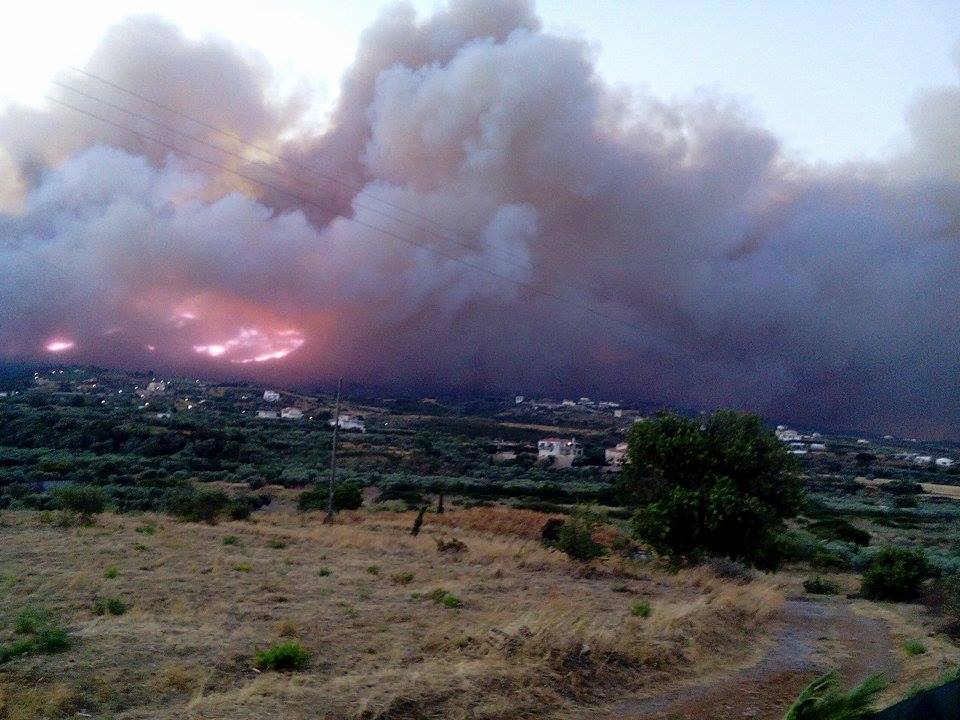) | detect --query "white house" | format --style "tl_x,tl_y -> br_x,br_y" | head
613,409 -> 624,418
330,413 -> 365,432
775,425 -> 801,442
257,409 -> 280,419
281,407 -> 303,420
514,395 -> 524,404
605,442 -> 629,466
538,437 -> 583,469
263,390 -> 281,402
809,443 -> 828,451
936,457 -> 954,468
914,455 -> 933,465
